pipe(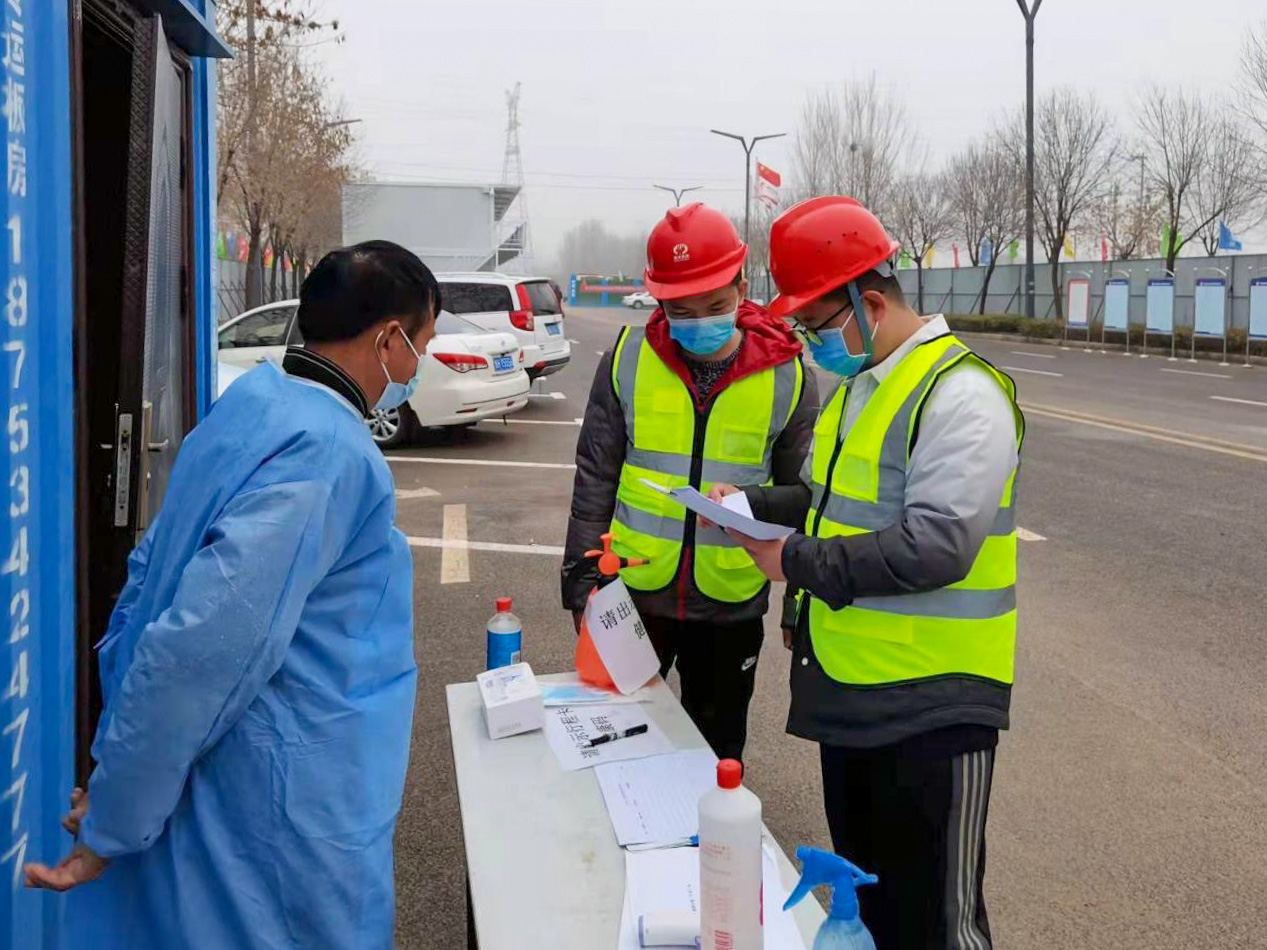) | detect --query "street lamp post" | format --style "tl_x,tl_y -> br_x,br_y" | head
710,129 -> 786,247
653,184 -> 704,207
1015,0 -> 1043,322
